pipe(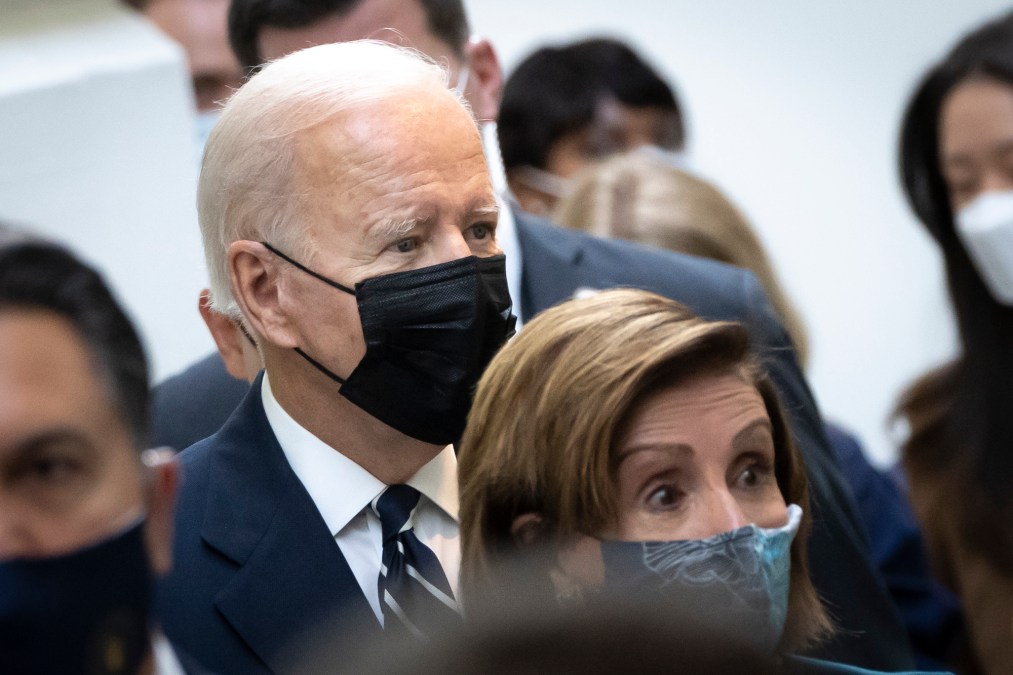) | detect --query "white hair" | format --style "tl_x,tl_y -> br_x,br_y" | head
198,40 -> 468,318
